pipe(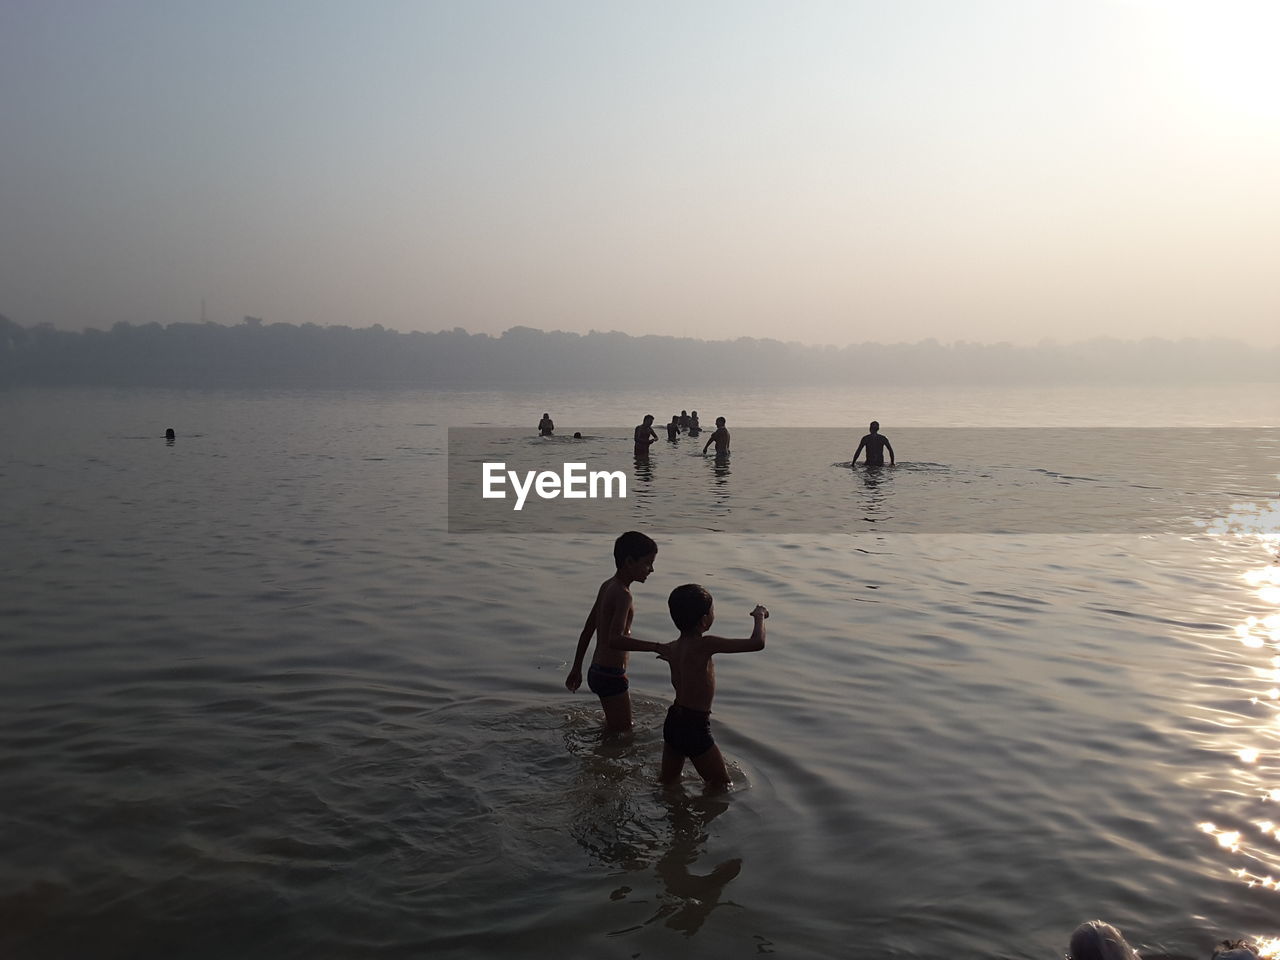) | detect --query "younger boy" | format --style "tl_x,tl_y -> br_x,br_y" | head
659,584 -> 769,789
565,531 -> 664,732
